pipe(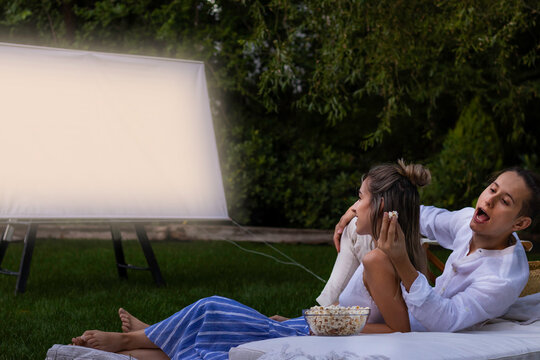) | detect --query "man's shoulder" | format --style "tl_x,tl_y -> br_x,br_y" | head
421,205 -> 474,231
421,205 -> 474,218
